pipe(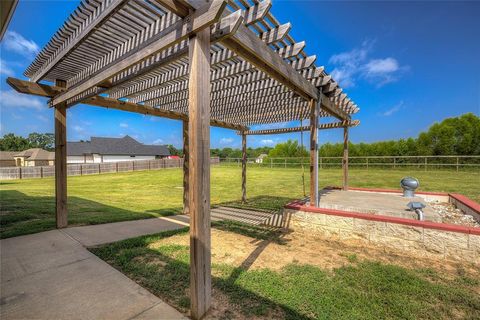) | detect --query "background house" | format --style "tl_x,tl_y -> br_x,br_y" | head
0,151 -> 17,167
256,153 -> 268,164
10,148 -> 55,166
67,135 -> 170,163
